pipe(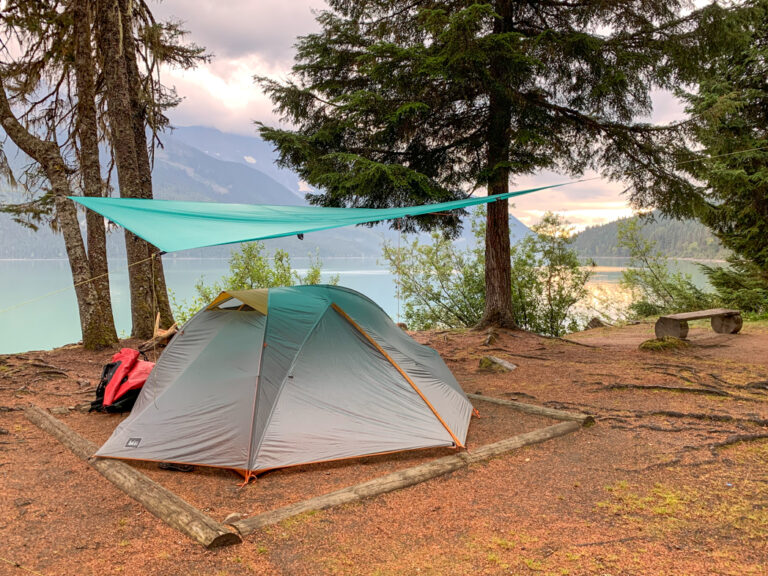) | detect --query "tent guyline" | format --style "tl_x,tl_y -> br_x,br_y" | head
0,251 -> 163,317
